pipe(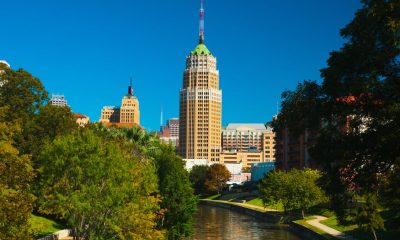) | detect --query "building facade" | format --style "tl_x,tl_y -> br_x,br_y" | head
220,151 -> 264,169
251,162 -> 275,182
275,128 -> 319,170
74,113 -> 90,127
49,94 -> 68,107
179,1 -> 222,163
100,82 -> 140,127
158,118 -> 179,147
167,118 -> 179,138
220,123 -> 276,168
